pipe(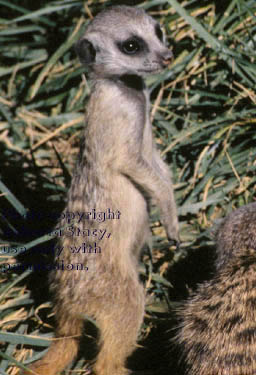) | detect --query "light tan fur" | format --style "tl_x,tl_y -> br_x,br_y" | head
21,6 -> 178,375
